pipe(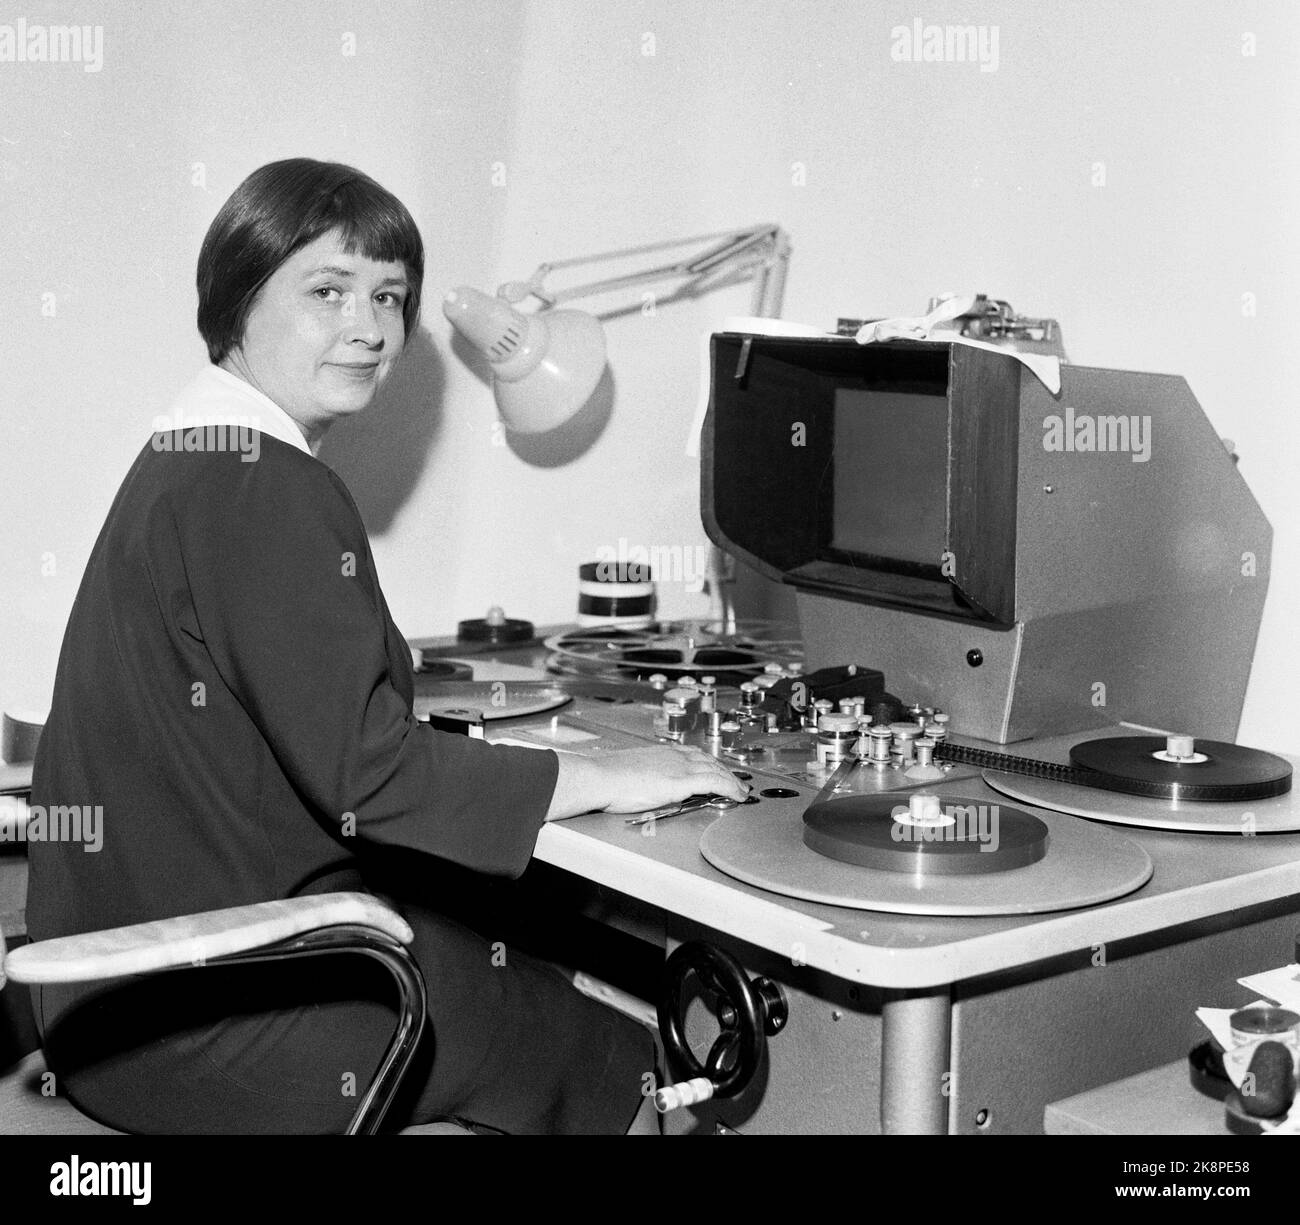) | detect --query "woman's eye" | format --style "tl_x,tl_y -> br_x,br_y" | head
313,286 -> 342,302
376,291 -> 406,309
